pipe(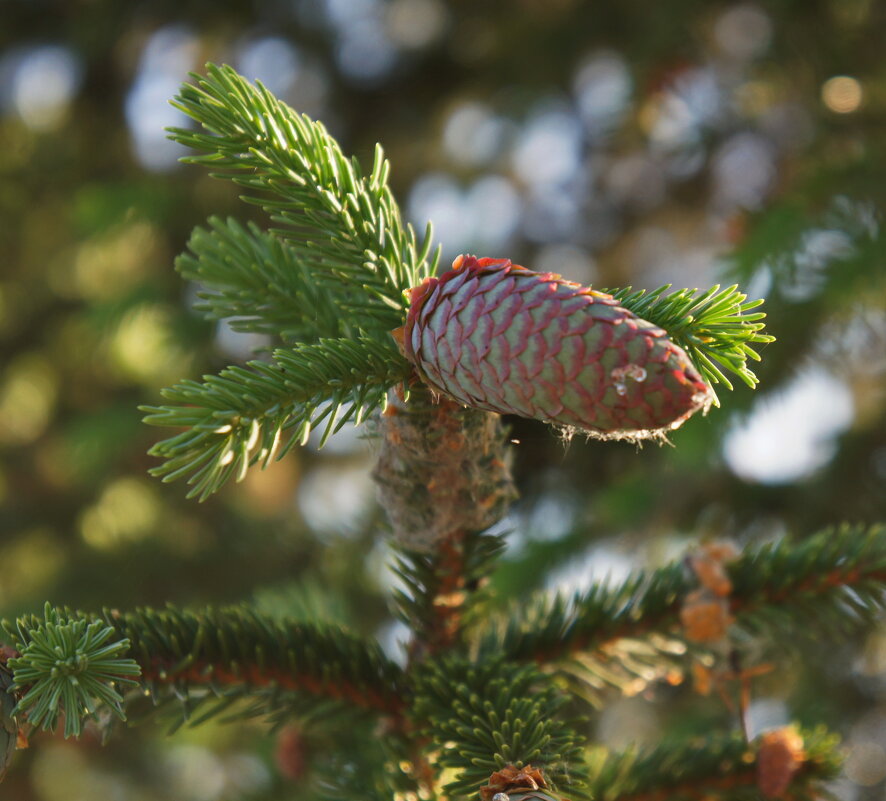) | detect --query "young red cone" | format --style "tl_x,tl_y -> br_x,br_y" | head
396,255 -> 713,438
